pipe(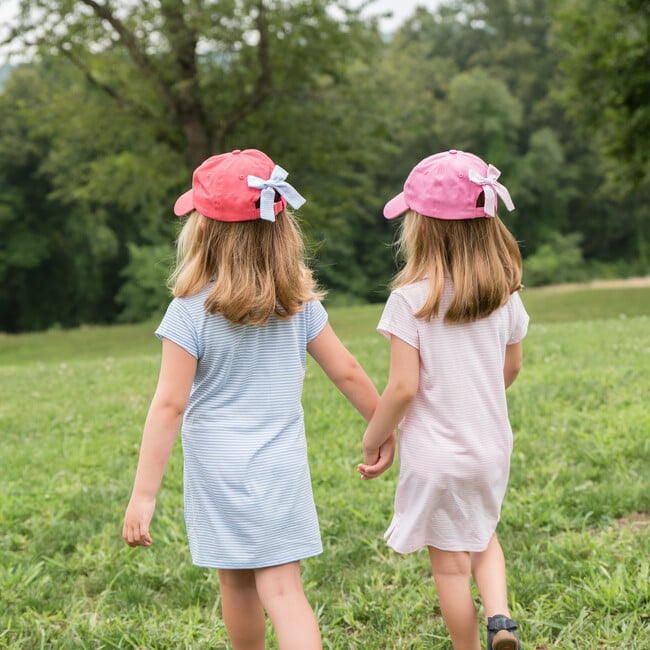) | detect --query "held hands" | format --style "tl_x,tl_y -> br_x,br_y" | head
357,430 -> 396,480
122,495 -> 156,547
